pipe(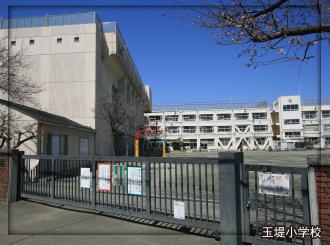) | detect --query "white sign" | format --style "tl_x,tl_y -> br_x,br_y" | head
98,163 -> 112,191
173,201 -> 185,219
258,172 -> 291,196
80,168 -> 91,189
127,166 -> 142,195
